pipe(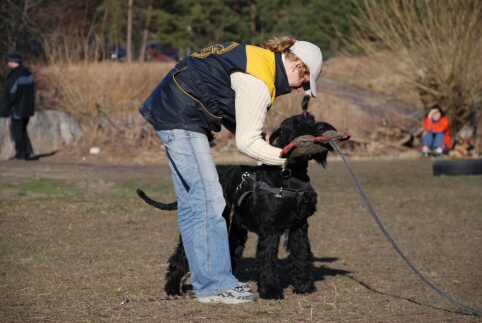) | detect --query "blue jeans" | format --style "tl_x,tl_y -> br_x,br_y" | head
157,129 -> 238,297
422,132 -> 444,151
